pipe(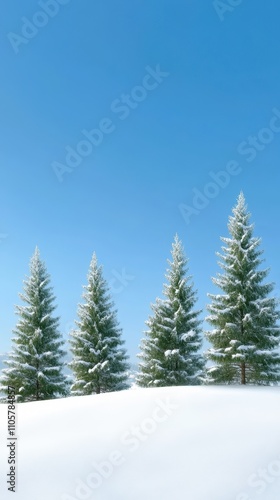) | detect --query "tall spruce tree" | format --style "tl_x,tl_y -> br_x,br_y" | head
69,253 -> 129,395
205,192 -> 280,385
137,234 -> 204,387
0,248 -> 68,402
